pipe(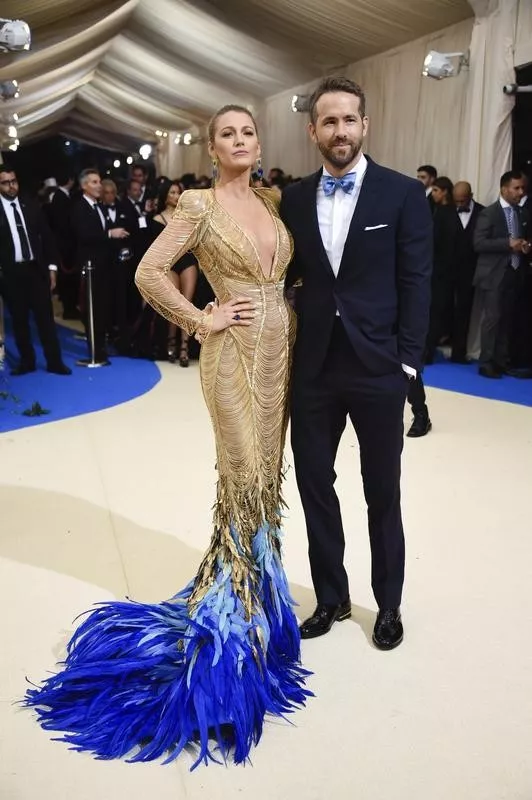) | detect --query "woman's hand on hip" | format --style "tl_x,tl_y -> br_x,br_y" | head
210,296 -> 257,332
